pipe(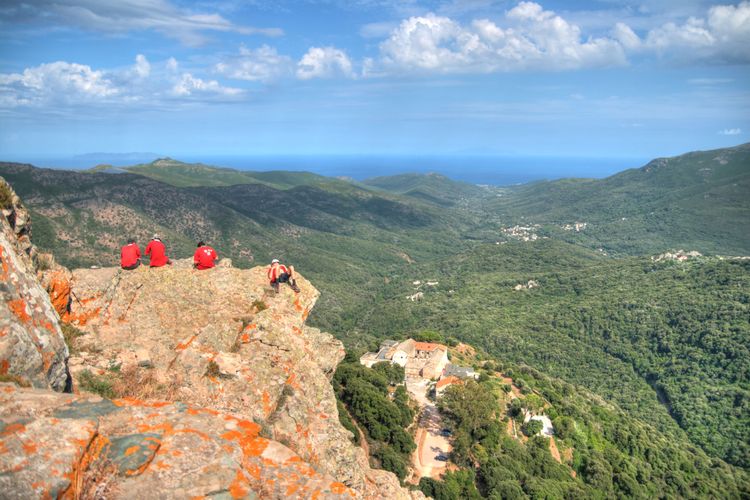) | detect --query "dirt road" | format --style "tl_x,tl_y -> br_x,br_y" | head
406,377 -> 451,481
